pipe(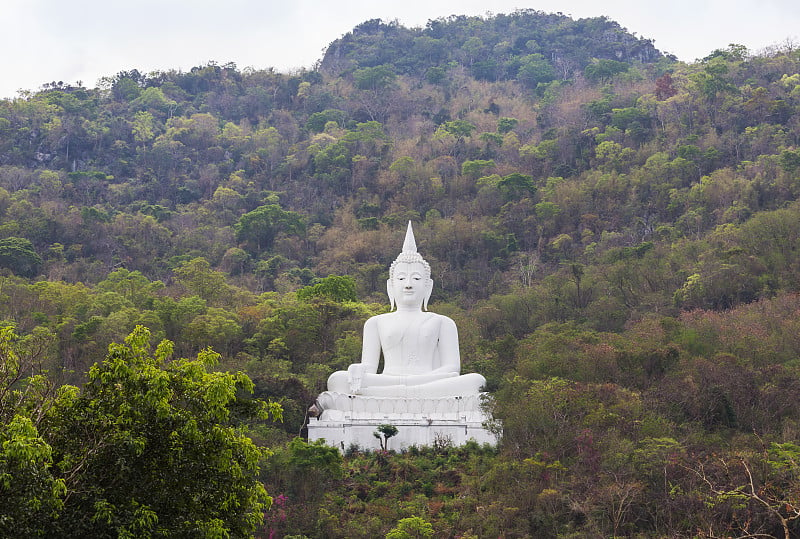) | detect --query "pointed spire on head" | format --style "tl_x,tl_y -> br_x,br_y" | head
389,221 -> 431,280
402,221 -> 417,254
